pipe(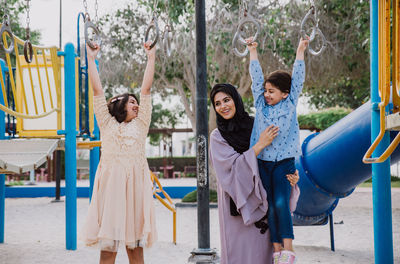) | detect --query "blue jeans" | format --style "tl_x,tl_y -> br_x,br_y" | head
258,158 -> 295,243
